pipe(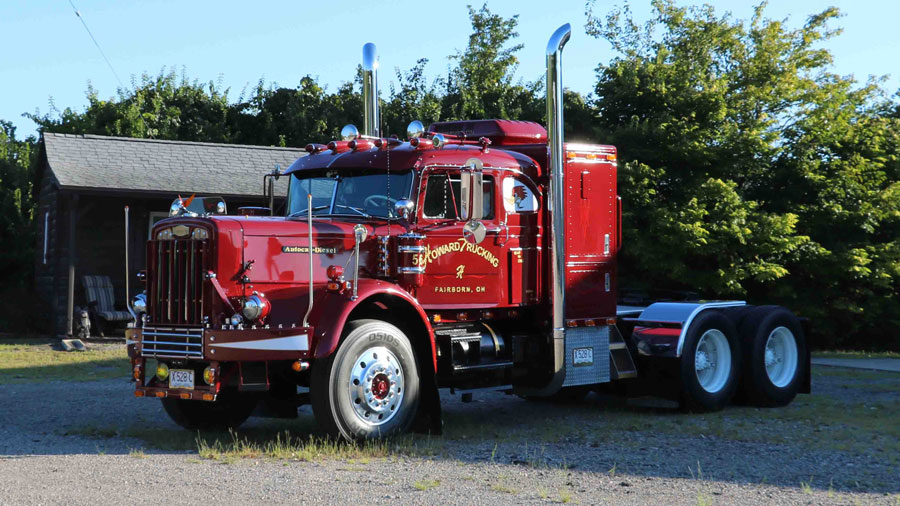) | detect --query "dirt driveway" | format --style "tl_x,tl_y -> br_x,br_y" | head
0,357 -> 898,505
